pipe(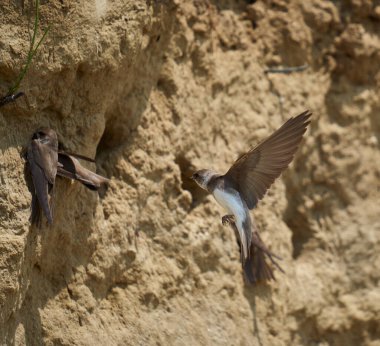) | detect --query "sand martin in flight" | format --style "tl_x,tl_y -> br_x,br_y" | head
192,110 -> 311,284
